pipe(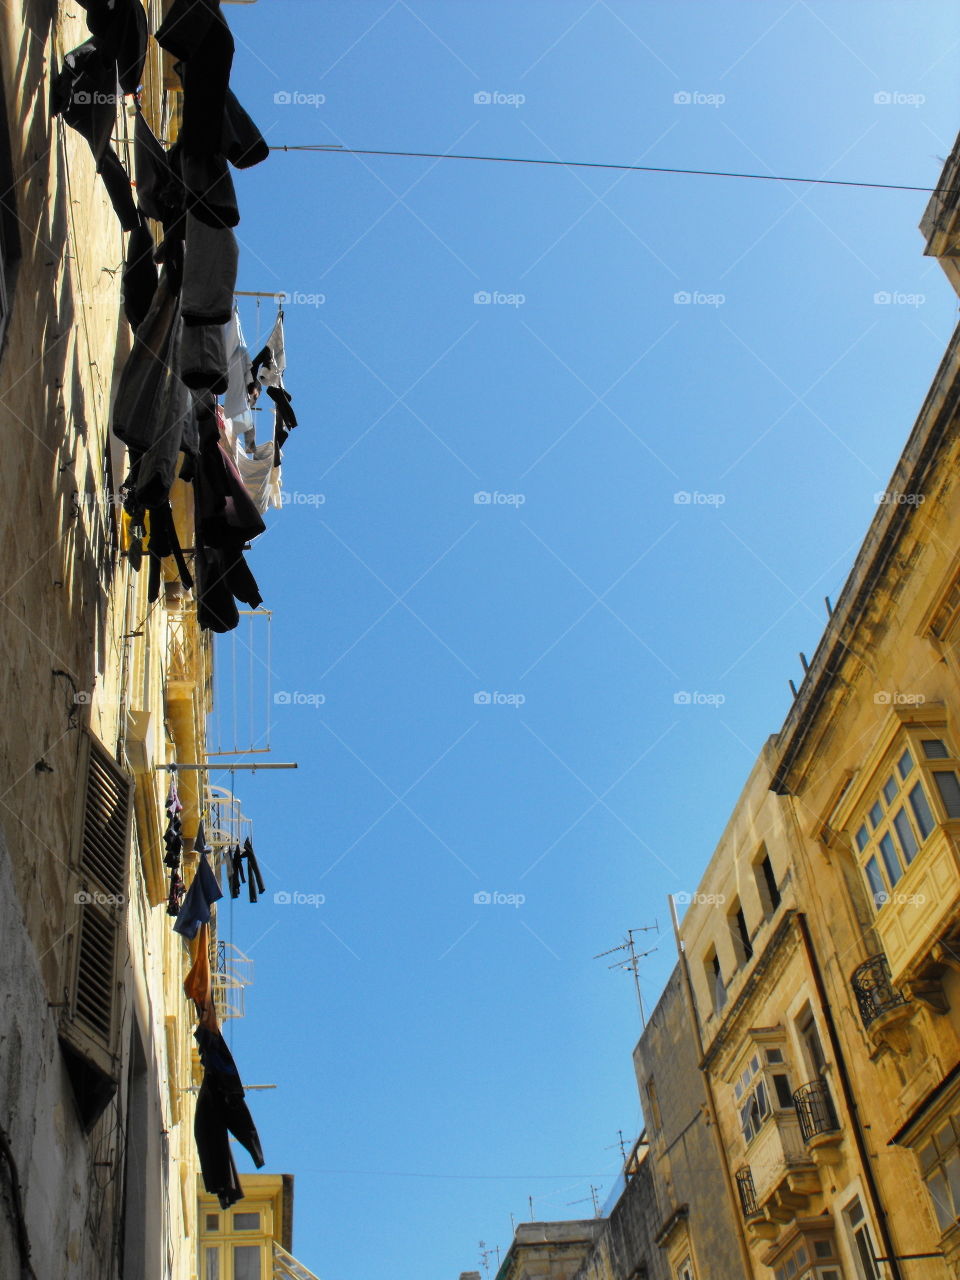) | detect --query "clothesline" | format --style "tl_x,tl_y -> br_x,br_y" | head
266,145 -> 939,194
